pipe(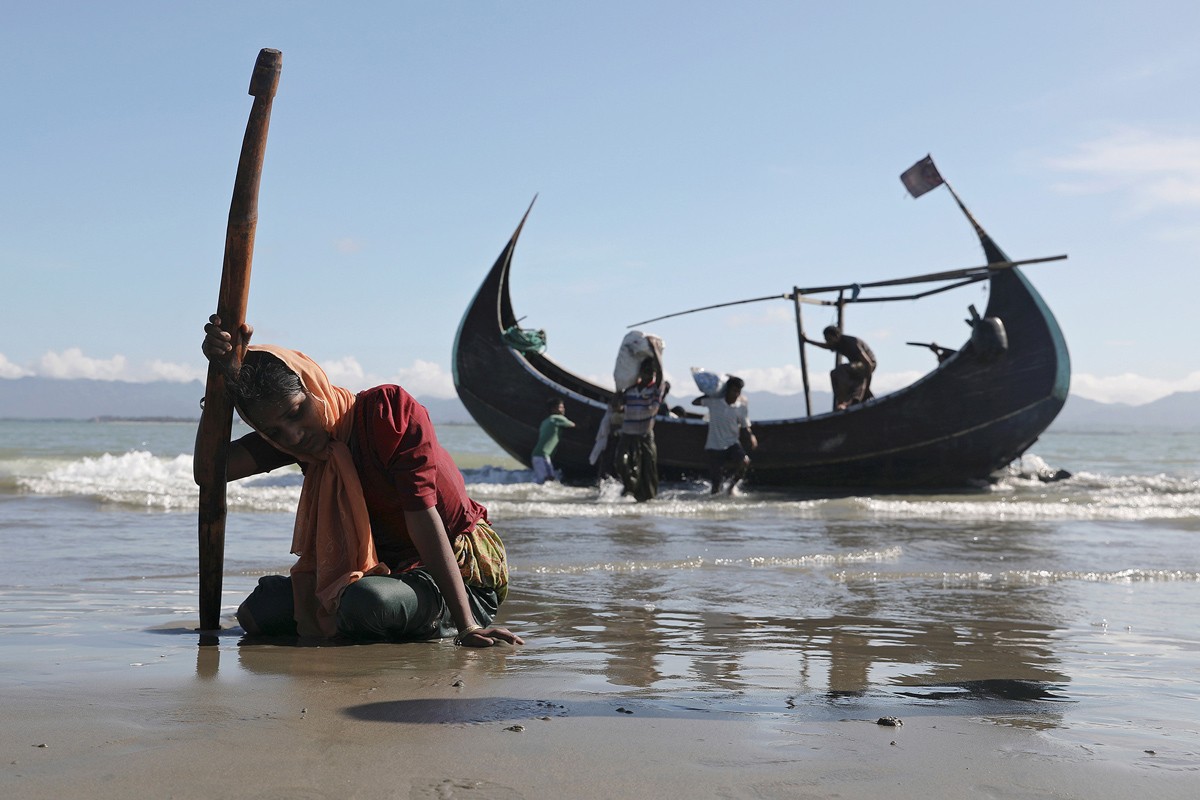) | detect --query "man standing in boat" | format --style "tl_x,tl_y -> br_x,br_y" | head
804,326 -> 876,411
616,357 -> 669,501
692,376 -> 757,494
531,397 -> 575,483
